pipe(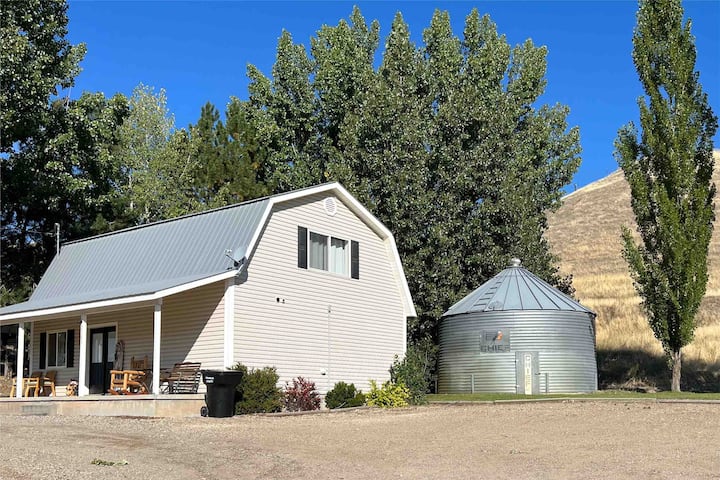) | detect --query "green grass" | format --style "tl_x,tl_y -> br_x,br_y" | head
428,391 -> 720,402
